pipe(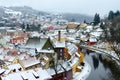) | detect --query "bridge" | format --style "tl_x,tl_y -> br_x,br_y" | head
81,45 -> 120,62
